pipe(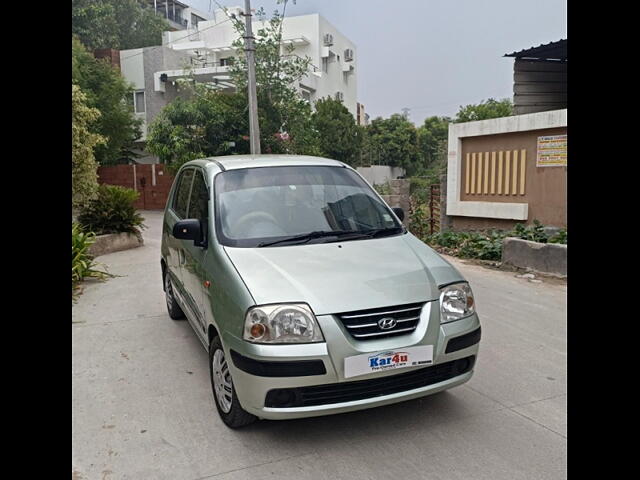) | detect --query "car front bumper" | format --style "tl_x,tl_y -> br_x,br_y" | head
222,302 -> 481,420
